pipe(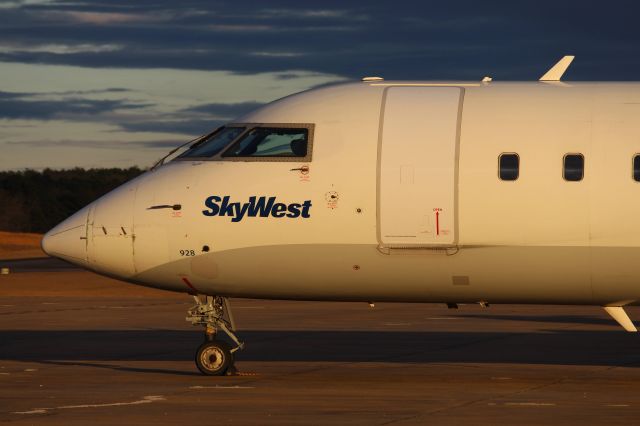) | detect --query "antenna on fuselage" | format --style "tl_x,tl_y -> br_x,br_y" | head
361,76 -> 384,82
539,55 -> 575,81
